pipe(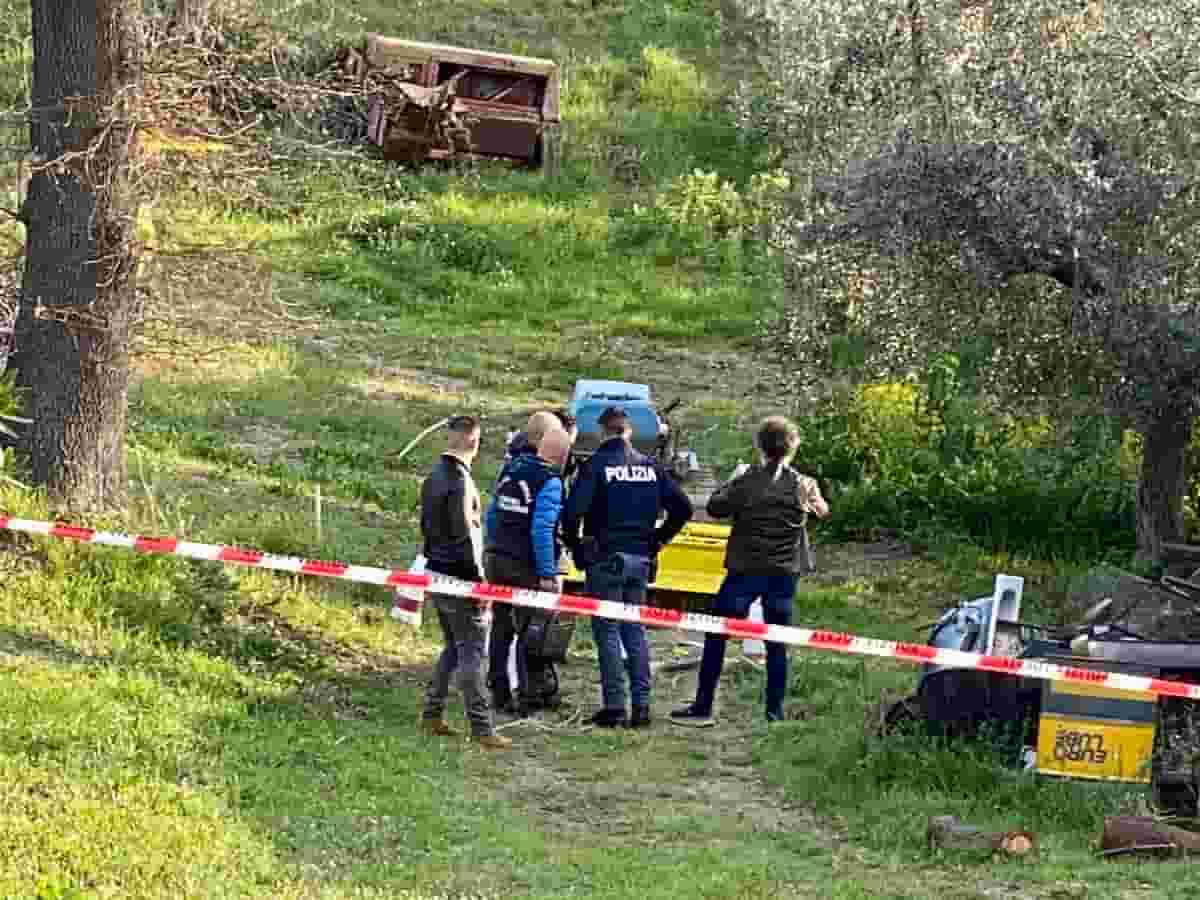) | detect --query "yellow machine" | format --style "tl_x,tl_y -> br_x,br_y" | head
1034,678 -> 1157,784
562,521 -> 730,604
